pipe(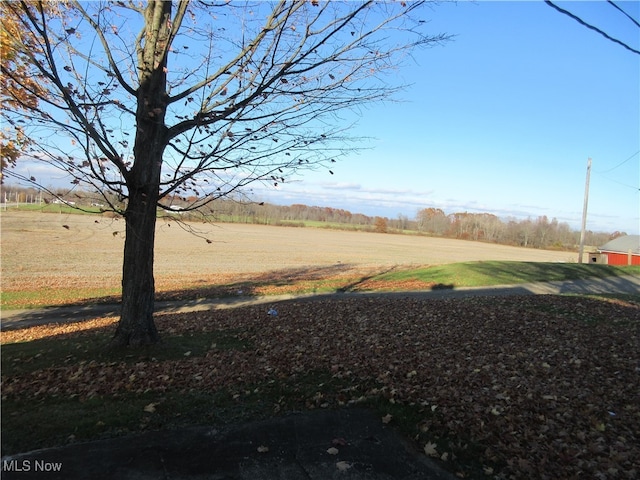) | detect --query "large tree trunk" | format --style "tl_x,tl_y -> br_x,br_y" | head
111,136 -> 166,347
111,1 -> 172,347
111,117 -> 167,347
111,128 -> 166,347
111,184 -> 161,347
